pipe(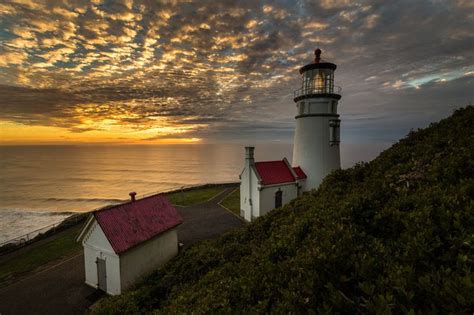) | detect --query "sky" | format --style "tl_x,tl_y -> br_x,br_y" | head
0,0 -> 473,145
